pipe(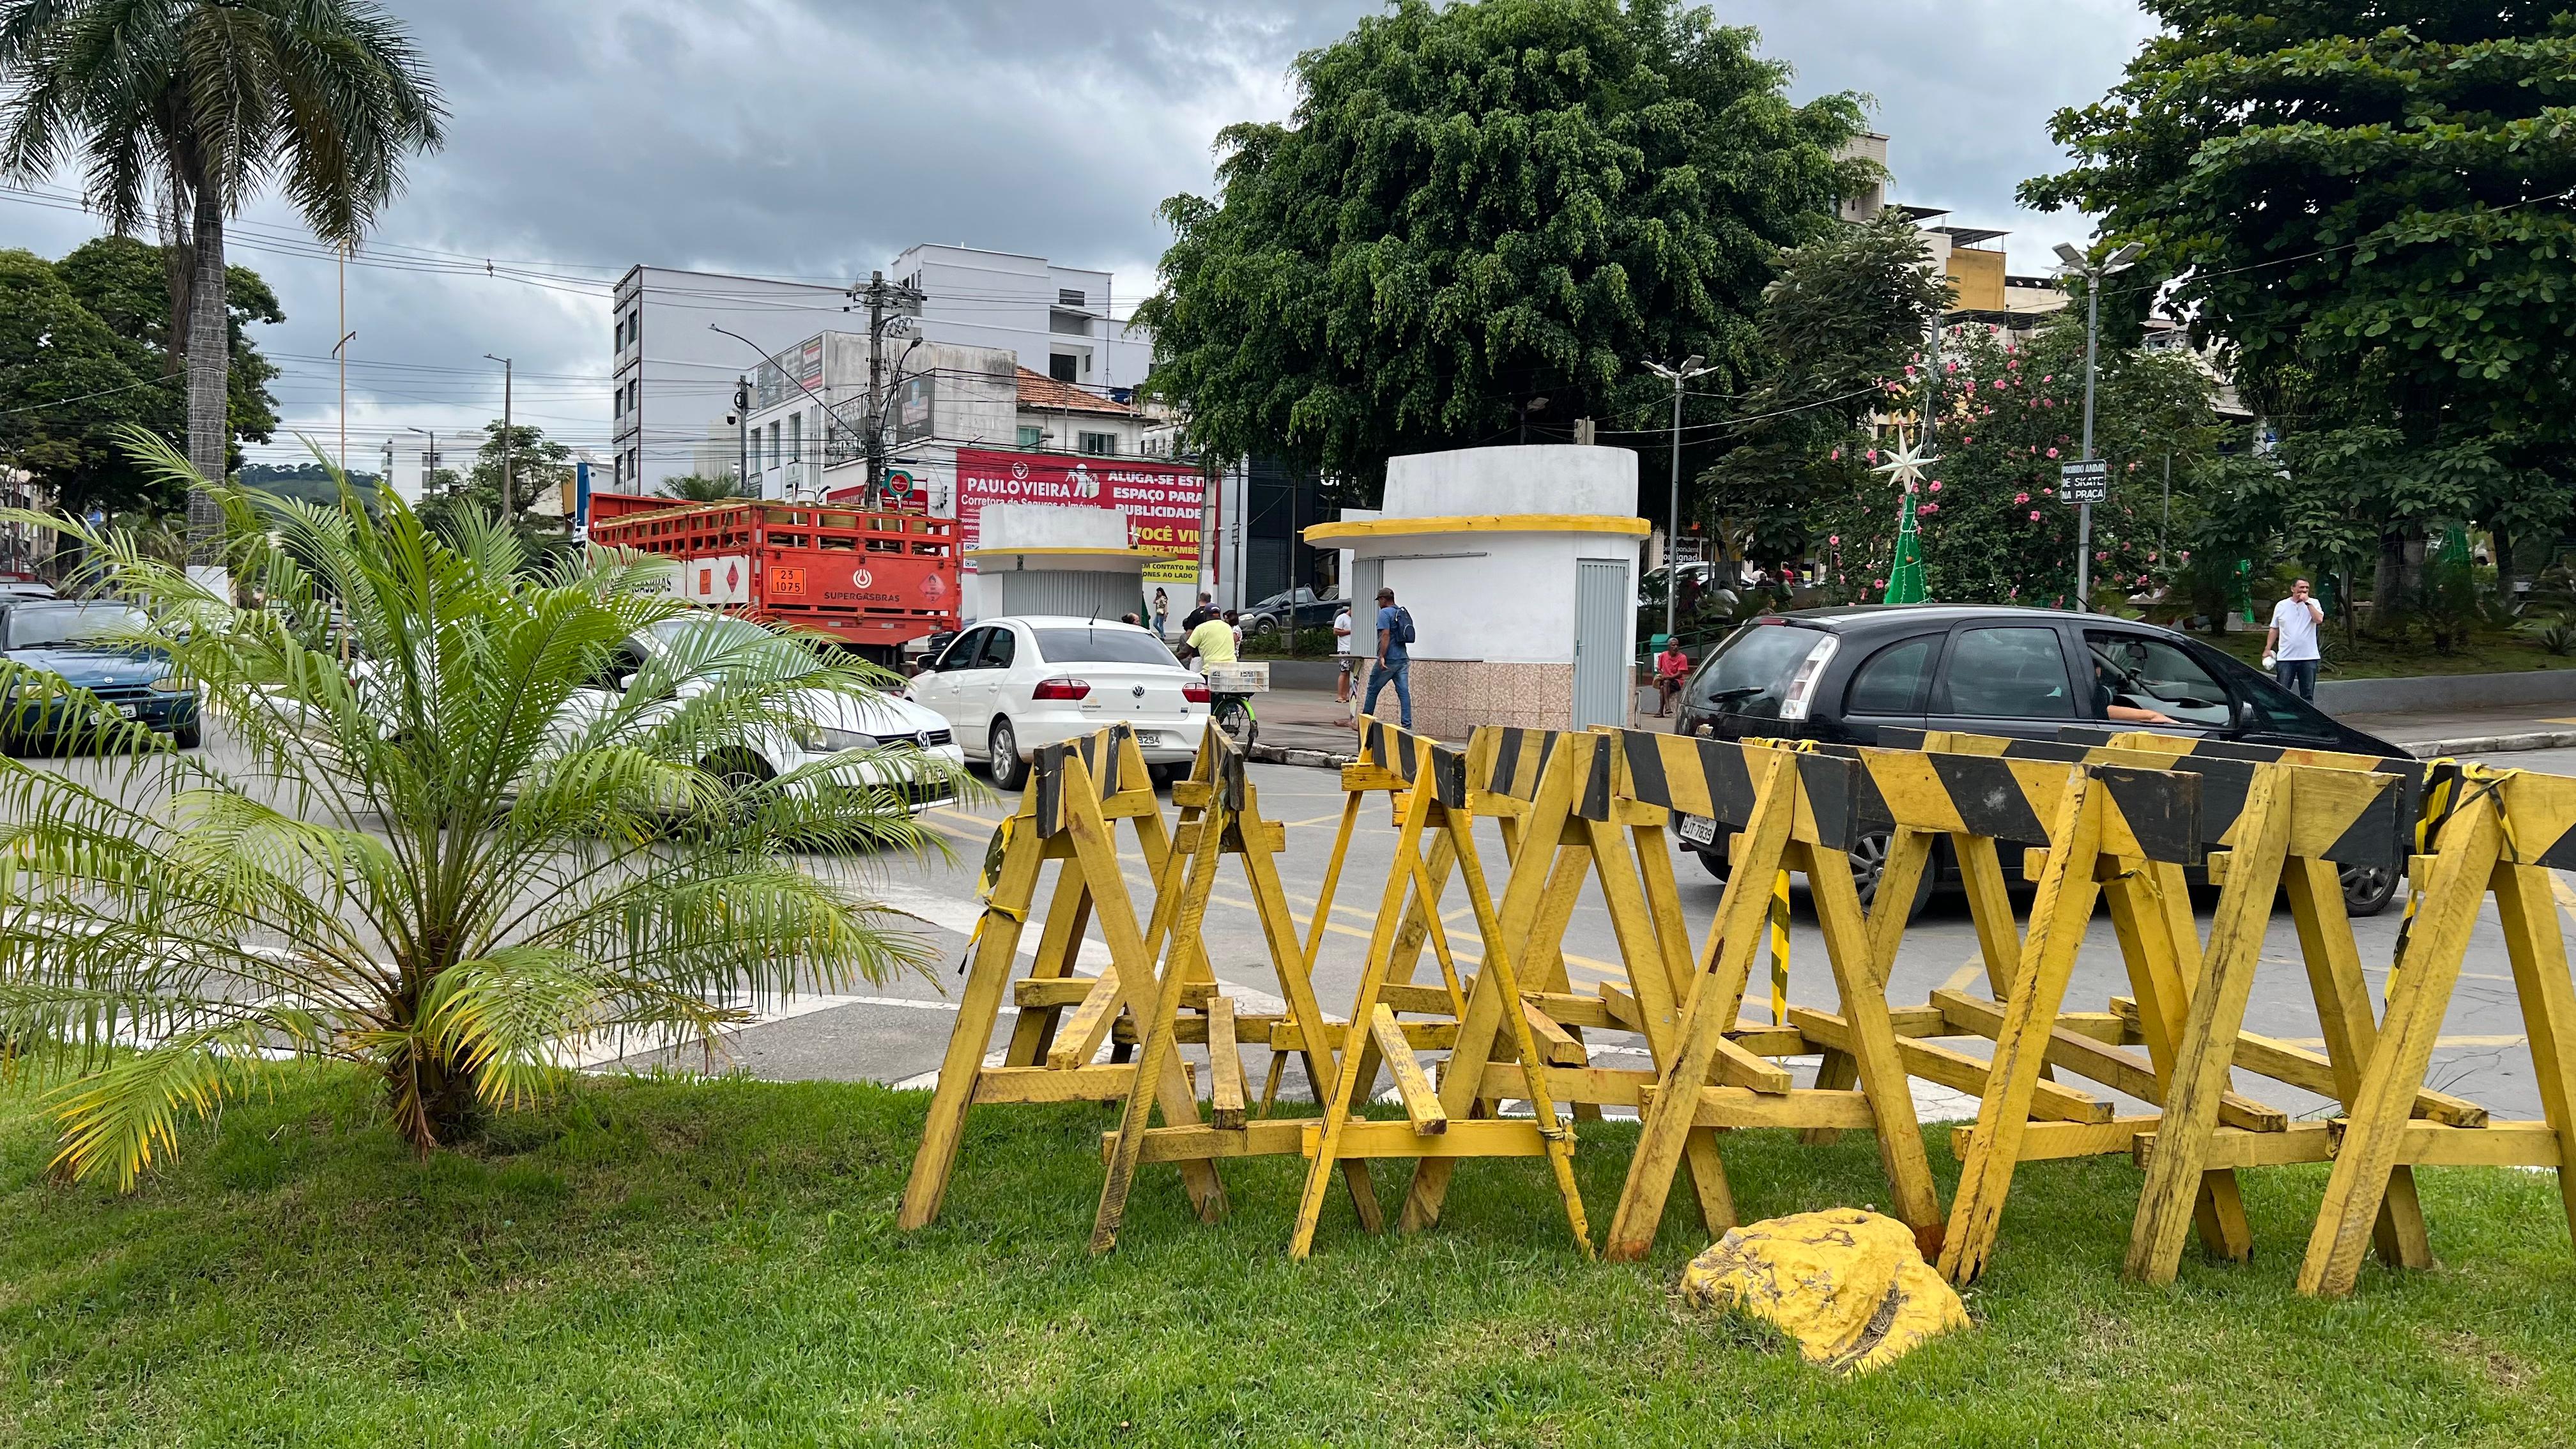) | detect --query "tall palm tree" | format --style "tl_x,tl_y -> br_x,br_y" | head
0,432 -> 959,1184
0,0 -> 445,567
